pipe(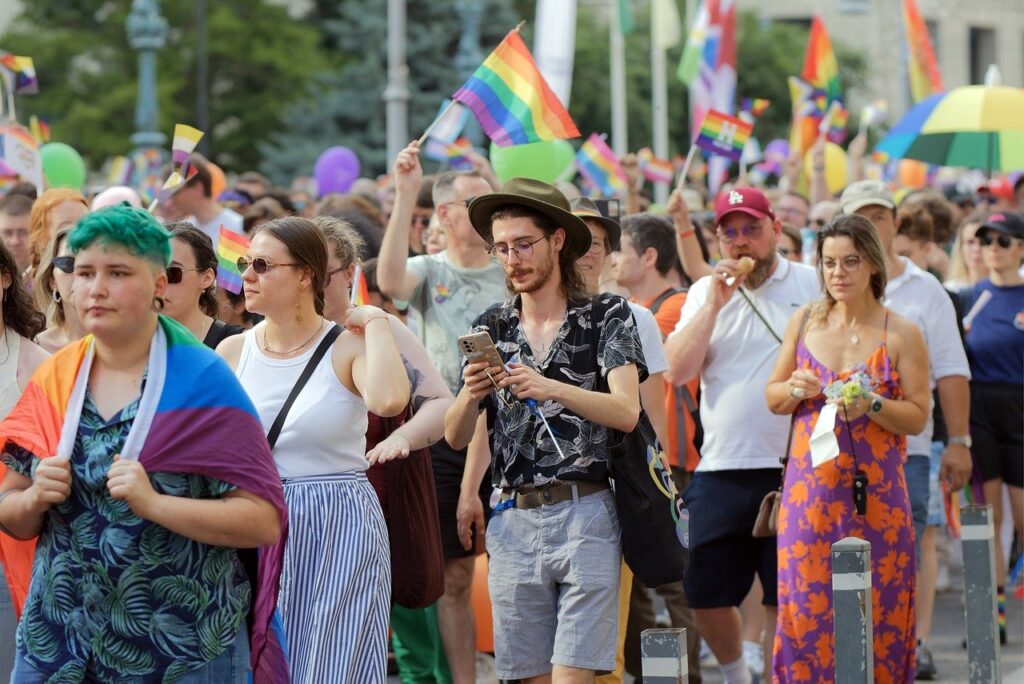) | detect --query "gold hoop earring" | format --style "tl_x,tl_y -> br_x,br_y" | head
295,299 -> 303,323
